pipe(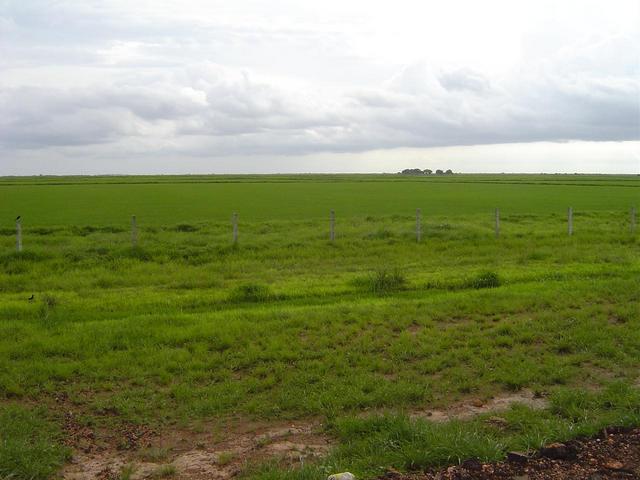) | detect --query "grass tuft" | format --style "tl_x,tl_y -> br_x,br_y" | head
174,223 -> 199,232
230,283 -> 274,303
151,464 -> 177,478
355,268 -> 406,295
466,271 -> 501,289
